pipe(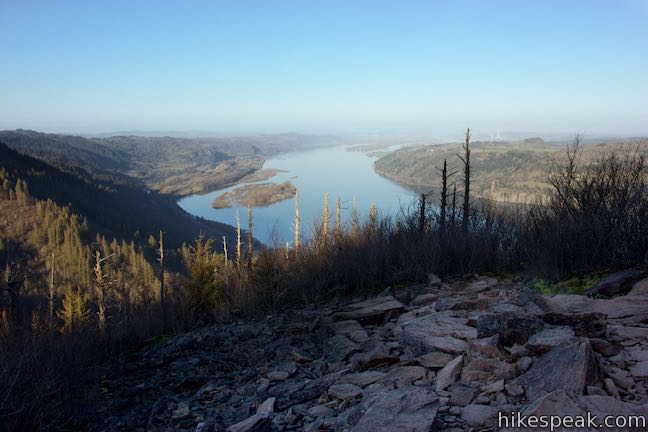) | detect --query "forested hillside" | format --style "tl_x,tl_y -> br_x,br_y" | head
375,138 -> 648,203
0,130 -> 339,196
0,141 -> 233,247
